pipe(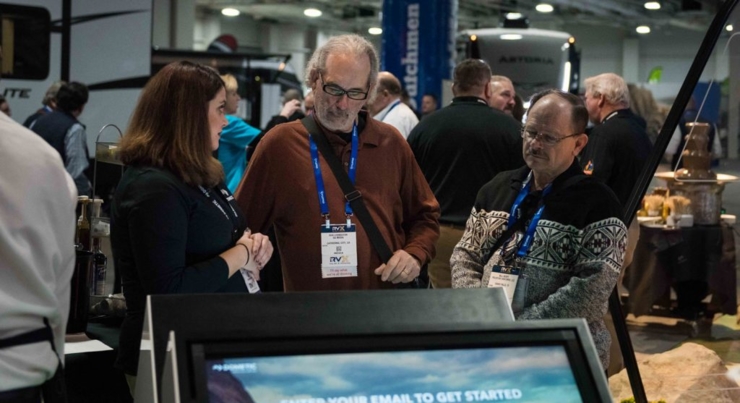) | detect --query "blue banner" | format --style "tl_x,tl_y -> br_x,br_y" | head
693,82 -> 720,124
381,0 -> 458,110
